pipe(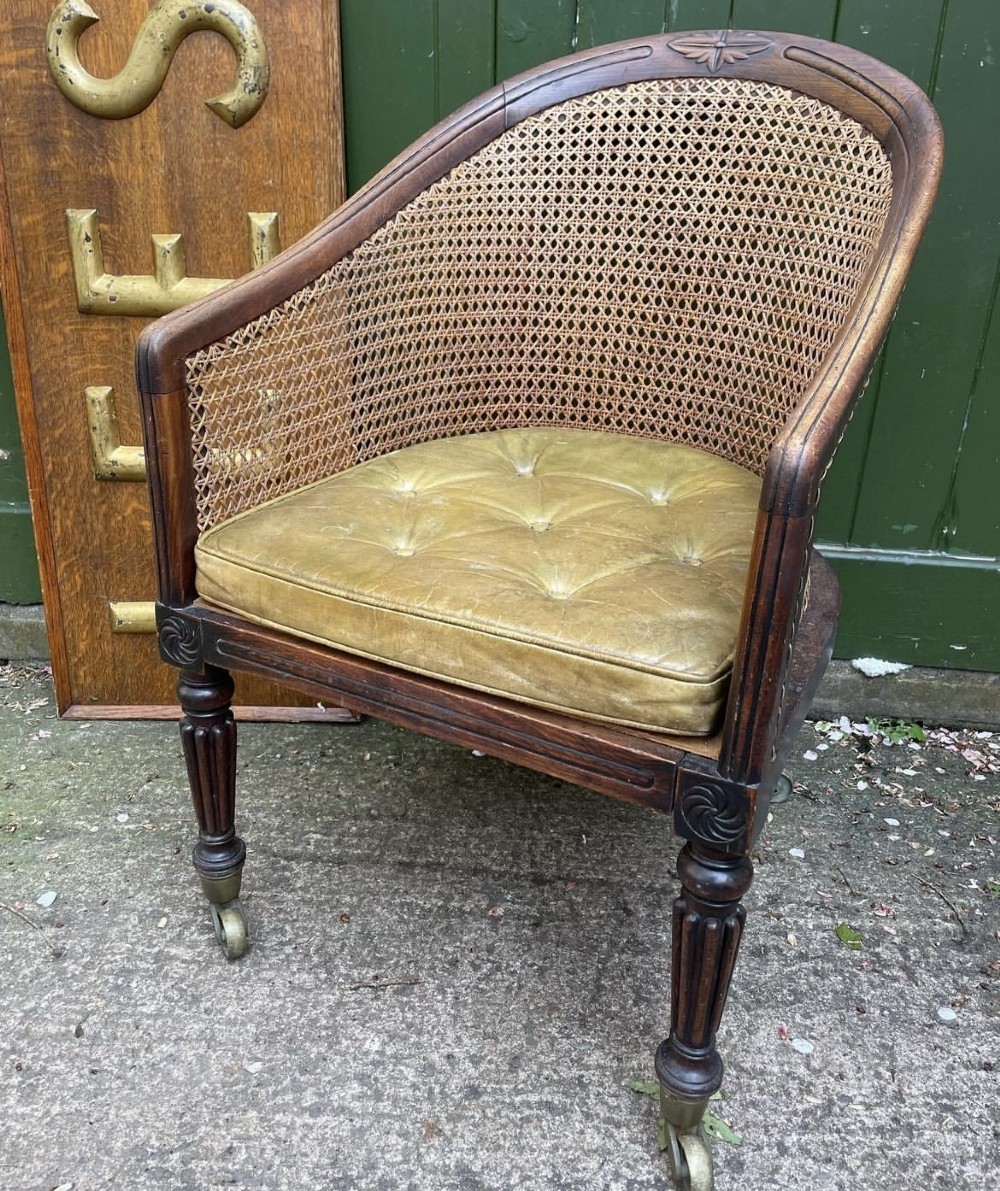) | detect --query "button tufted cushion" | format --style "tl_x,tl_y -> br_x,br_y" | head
195,428 -> 762,735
